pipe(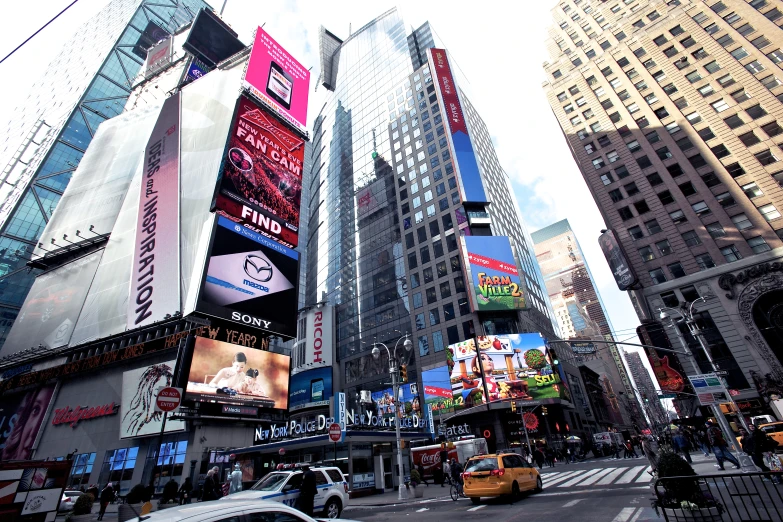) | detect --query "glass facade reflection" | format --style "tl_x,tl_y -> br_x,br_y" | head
0,0 -> 208,349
